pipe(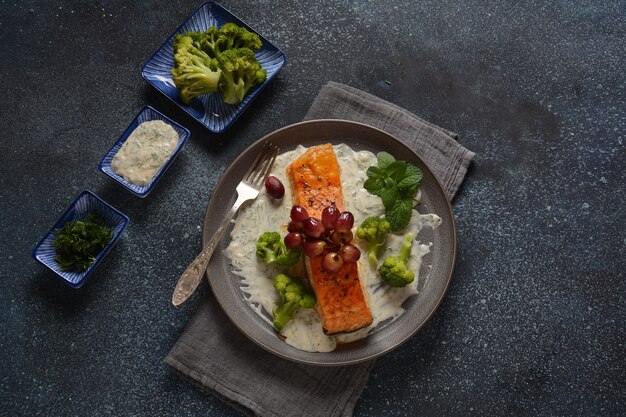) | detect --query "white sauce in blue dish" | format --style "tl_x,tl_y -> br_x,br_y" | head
111,120 -> 179,186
